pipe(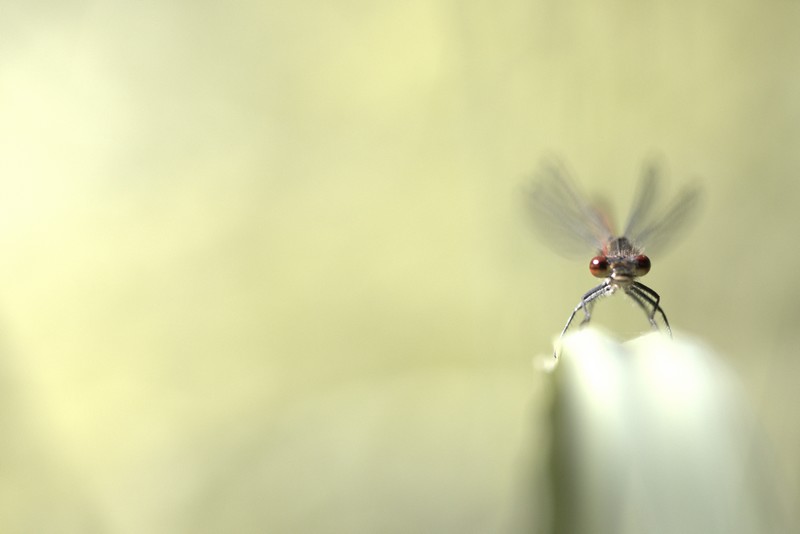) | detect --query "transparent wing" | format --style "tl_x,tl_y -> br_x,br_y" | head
624,162 -> 703,255
526,159 -> 614,258
623,162 -> 661,239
